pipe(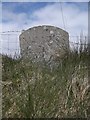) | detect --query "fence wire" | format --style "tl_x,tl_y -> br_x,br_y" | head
0,31 -> 89,58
